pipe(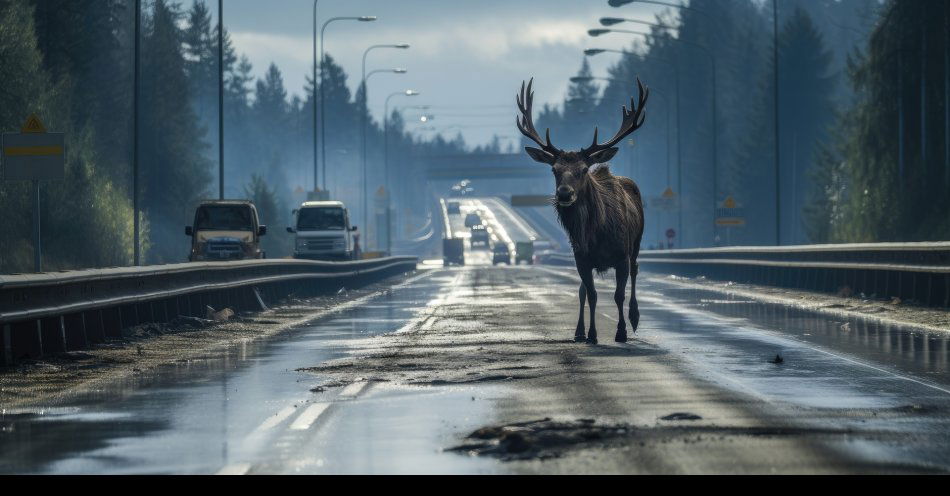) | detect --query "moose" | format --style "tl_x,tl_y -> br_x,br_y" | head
516,77 -> 648,344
